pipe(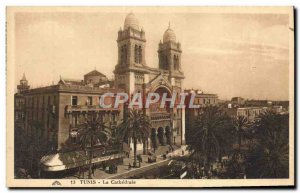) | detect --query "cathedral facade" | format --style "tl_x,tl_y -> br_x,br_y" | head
114,13 -> 185,147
